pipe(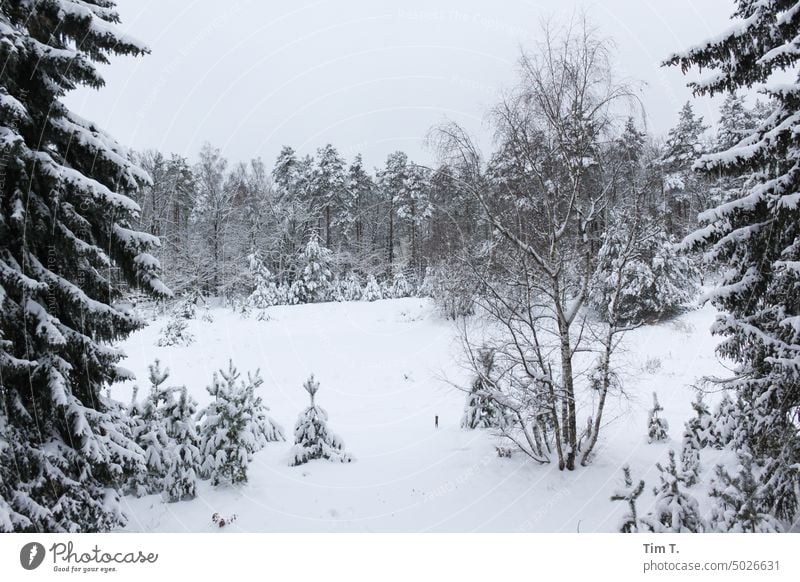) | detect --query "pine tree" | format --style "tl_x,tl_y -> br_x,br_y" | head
708,452 -> 783,533
647,392 -> 669,443
162,386 -> 202,502
610,465 -> 645,533
340,272 -> 363,302
198,361 -> 284,486
715,92 -> 756,152
127,361 -> 173,498
661,102 -> 709,231
290,375 -> 352,466
680,434 -> 701,487
297,233 -> 333,303
391,270 -> 414,299
590,223 -> 699,324
643,450 -> 704,532
157,314 -> 195,347
666,0 -> 800,523
683,392 -> 713,450
247,250 -> 278,319
362,274 -> 382,302
709,392 -> 738,449
0,1 -> 172,532
461,349 -> 506,429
